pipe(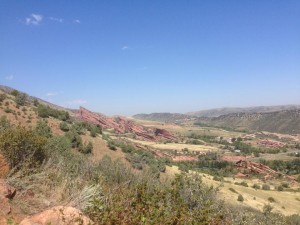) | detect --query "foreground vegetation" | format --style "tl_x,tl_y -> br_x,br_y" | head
0,117 -> 299,224
0,89 -> 299,224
